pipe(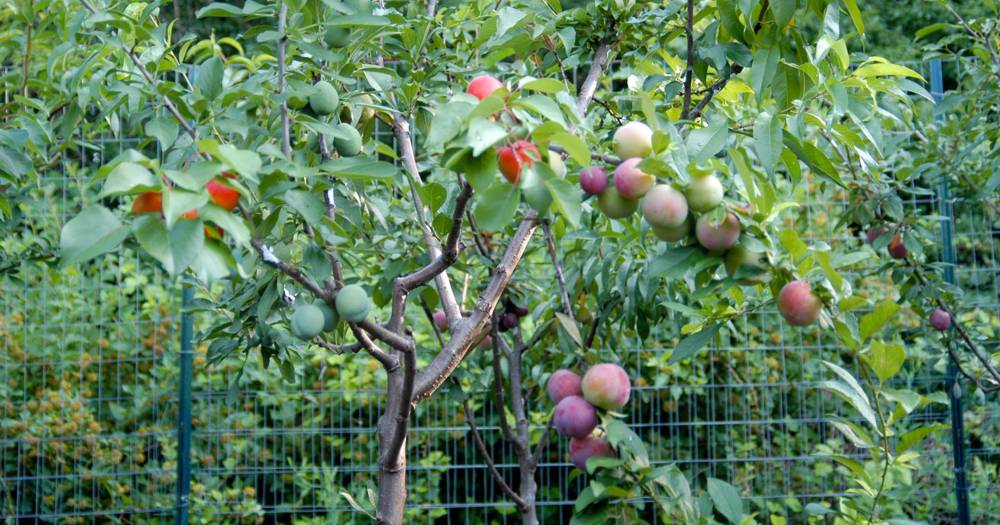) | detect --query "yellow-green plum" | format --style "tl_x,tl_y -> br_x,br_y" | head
309,81 -> 340,116
641,184 -> 688,228
581,363 -> 631,411
695,212 -> 740,252
597,186 -> 638,219
686,174 -> 724,212
613,158 -> 654,199
777,280 -> 822,326
547,369 -> 582,404
613,121 -> 653,159
553,395 -> 598,438
569,433 -> 614,470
